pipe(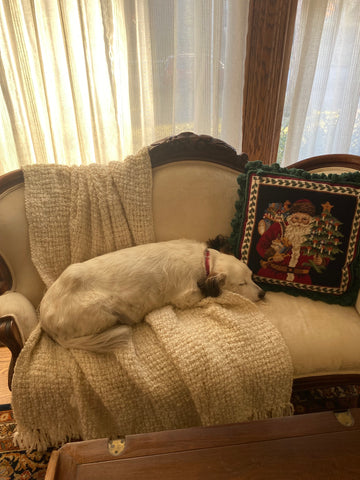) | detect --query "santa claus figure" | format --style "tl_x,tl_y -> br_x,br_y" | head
256,199 -> 323,284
